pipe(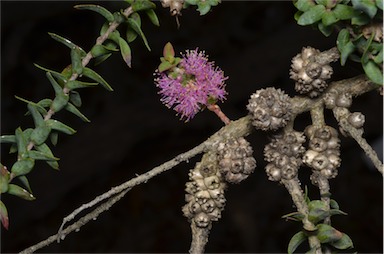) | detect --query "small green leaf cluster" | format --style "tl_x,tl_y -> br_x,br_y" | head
285,197 -> 353,253
158,42 -> 181,72
293,0 -> 383,85
184,0 -> 221,15
0,0 -> 160,230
